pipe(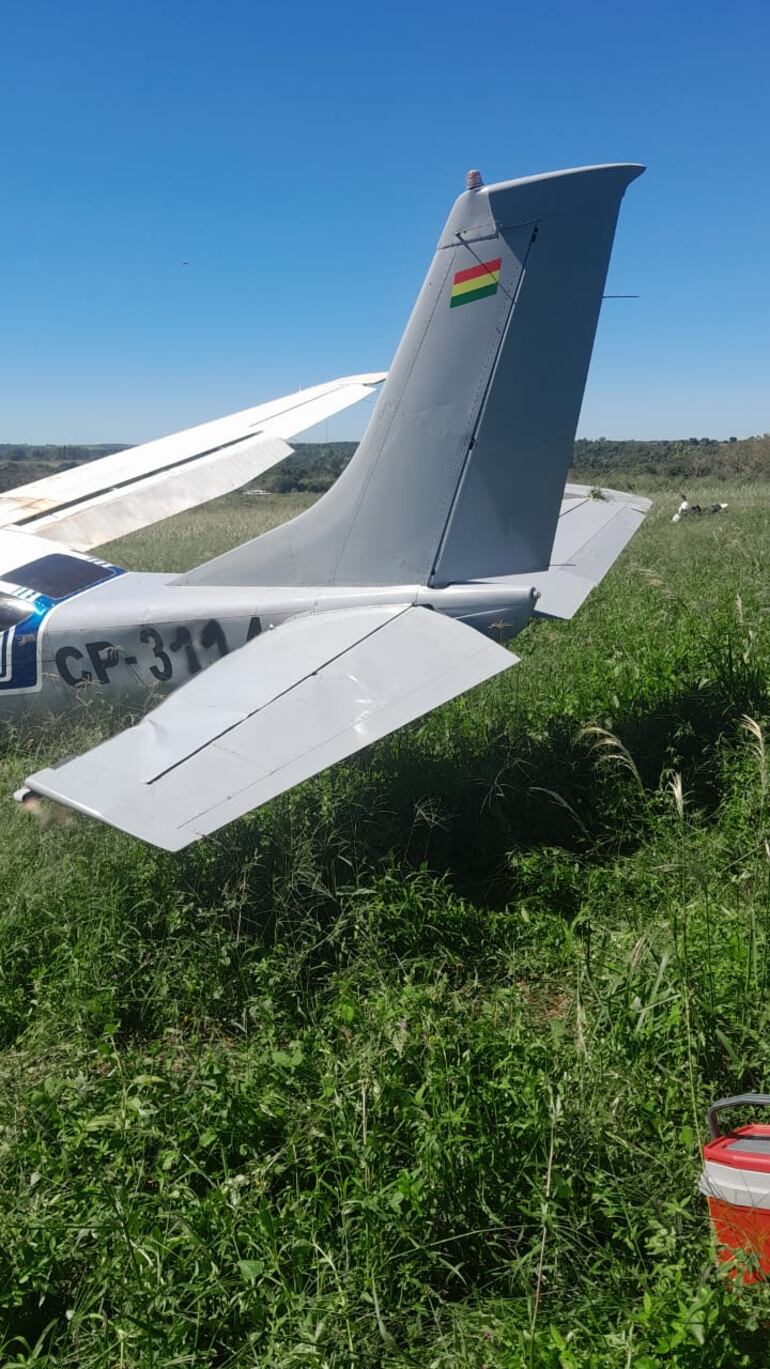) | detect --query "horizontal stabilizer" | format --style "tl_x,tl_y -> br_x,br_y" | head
25,605 -> 516,850
489,484 -> 651,619
536,484 -> 650,617
0,374 -> 384,550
